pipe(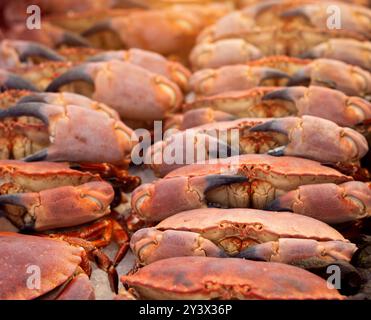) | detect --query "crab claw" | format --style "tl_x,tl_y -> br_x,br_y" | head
131,228 -> 225,265
250,115 -> 368,164
238,238 -> 357,266
189,38 -> 263,70
190,65 -> 289,97
0,102 -> 135,165
262,86 -> 371,127
145,131 -> 239,177
87,49 -> 191,92
0,40 -> 64,69
301,39 -> 371,72
131,174 -> 248,221
181,108 -> 236,130
265,181 -> 371,224
0,70 -> 38,92
17,92 -> 120,120
0,181 -> 114,231
288,59 -> 371,98
46,60 -> 183,121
